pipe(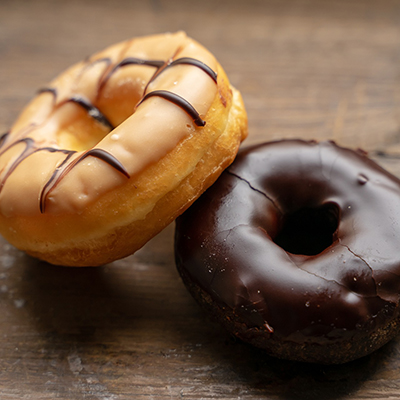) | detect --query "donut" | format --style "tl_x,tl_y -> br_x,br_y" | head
0,32 -> 248,266
175,139 -> 400,364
